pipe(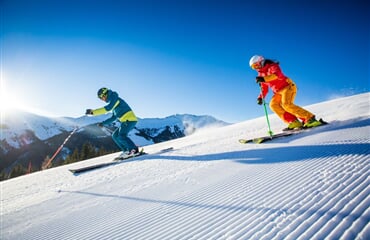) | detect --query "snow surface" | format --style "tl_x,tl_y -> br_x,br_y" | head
1,93 -> 369,240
